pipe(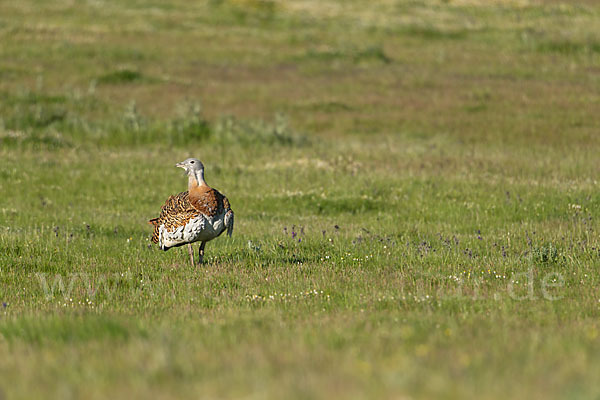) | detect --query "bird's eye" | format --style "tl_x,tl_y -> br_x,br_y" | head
191,161 -> 195,164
